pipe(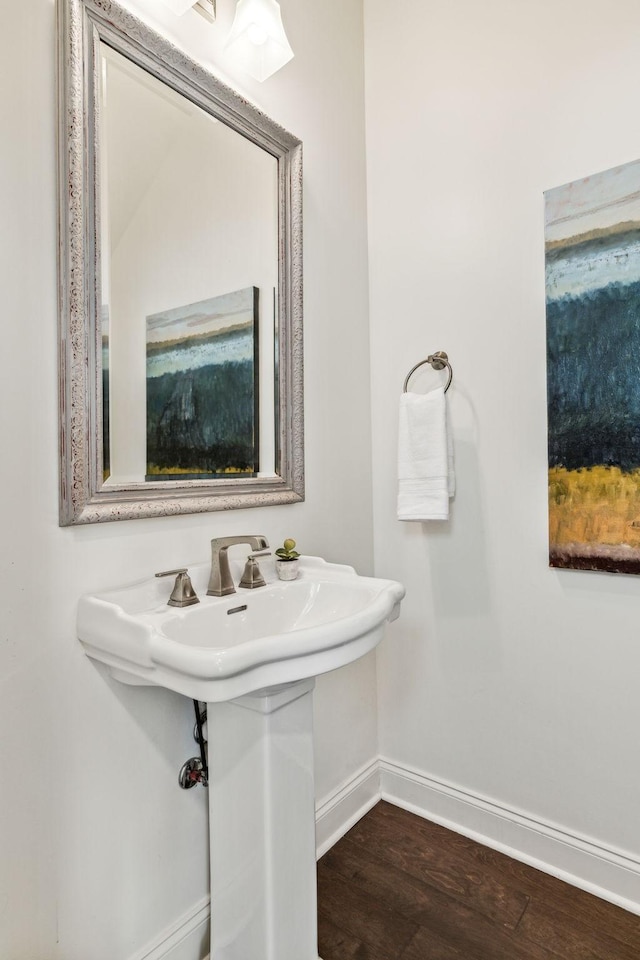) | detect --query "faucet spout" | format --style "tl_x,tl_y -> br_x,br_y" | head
208,535 -> 270,596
